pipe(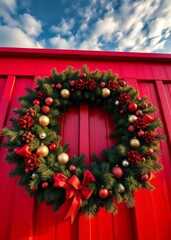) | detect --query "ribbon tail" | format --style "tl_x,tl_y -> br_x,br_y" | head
56,195 -> 82,224
65,194 -> 82,224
